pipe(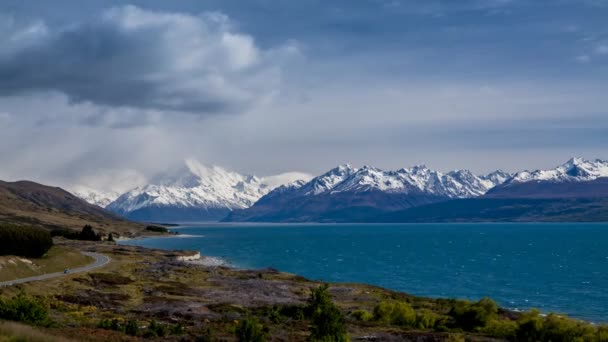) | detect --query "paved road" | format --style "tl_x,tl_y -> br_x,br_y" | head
0,252 -> 110,287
